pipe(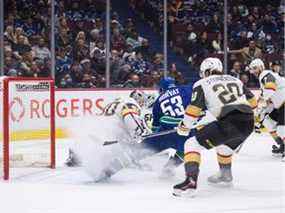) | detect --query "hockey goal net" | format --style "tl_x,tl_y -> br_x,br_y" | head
0,77 -> 55,180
